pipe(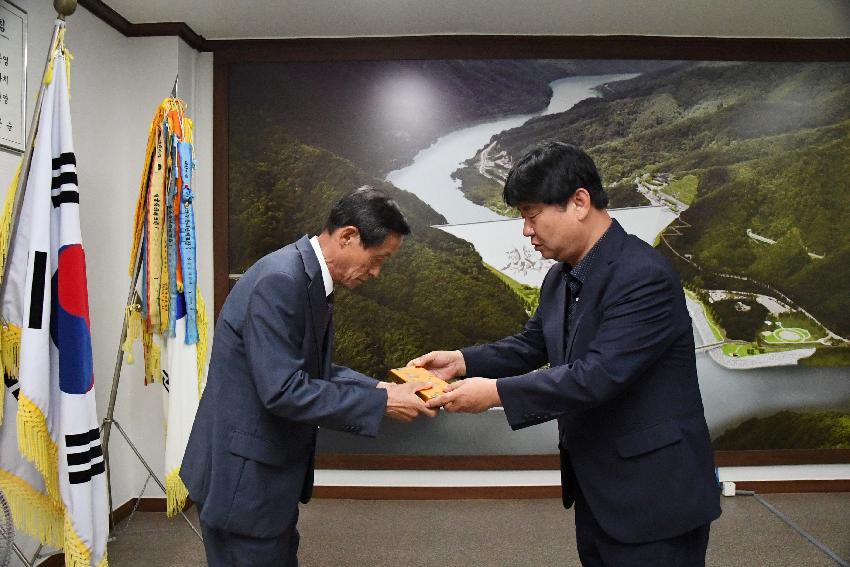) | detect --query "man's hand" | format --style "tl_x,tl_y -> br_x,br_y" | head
425,378 -> 500,413
377,382 -> 438,422
406,350 -> 466,381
